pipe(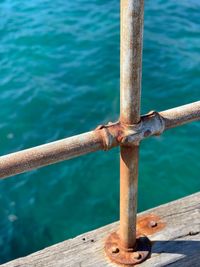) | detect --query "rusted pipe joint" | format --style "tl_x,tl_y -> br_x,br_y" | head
95,111 -> 165,150
120,111 -> 165,146
95,121 -> 122,150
